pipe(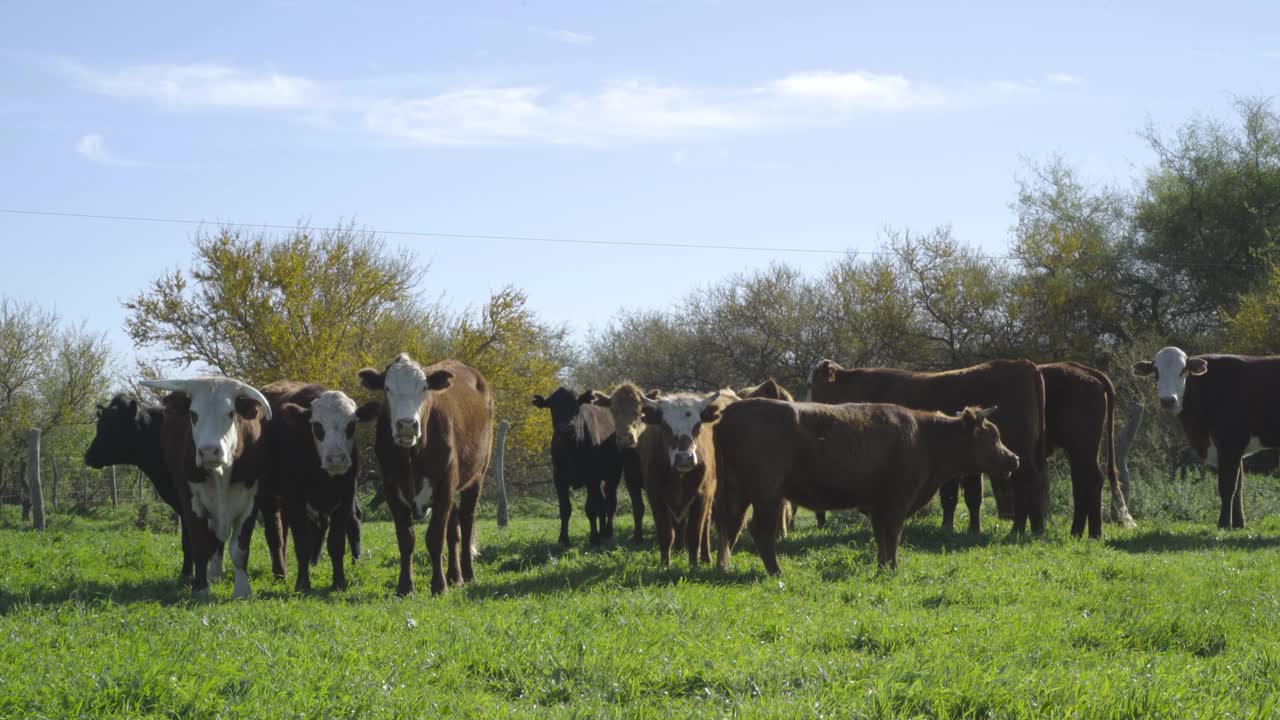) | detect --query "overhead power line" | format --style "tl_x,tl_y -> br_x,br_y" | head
0,207 -> 1271,269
